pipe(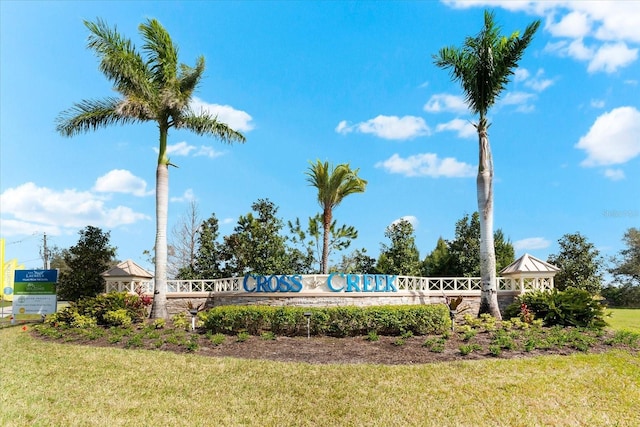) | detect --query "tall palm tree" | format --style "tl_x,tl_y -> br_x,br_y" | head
306,160 -> 367,274
56,18 -> 245,318
434,11 -> 539,318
